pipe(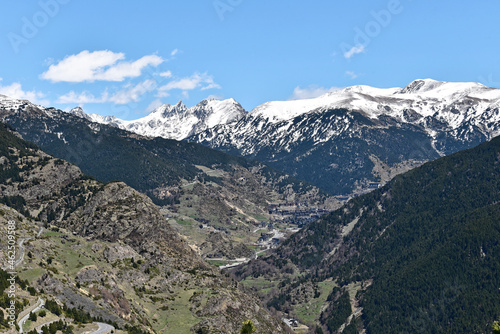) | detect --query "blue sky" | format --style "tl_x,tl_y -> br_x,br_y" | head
0,0 -> 499,120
